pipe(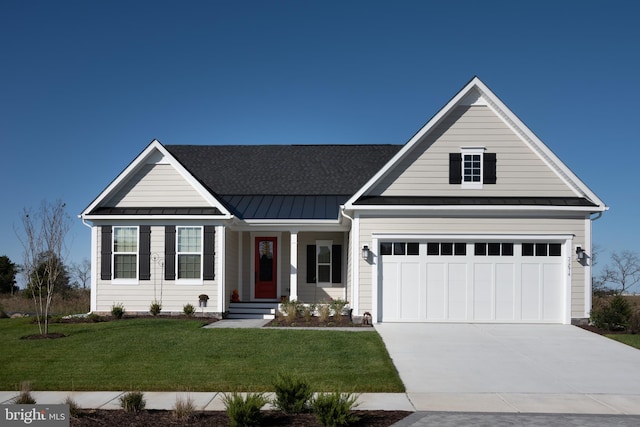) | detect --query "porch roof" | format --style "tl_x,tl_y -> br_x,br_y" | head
220,195 -> 350,219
